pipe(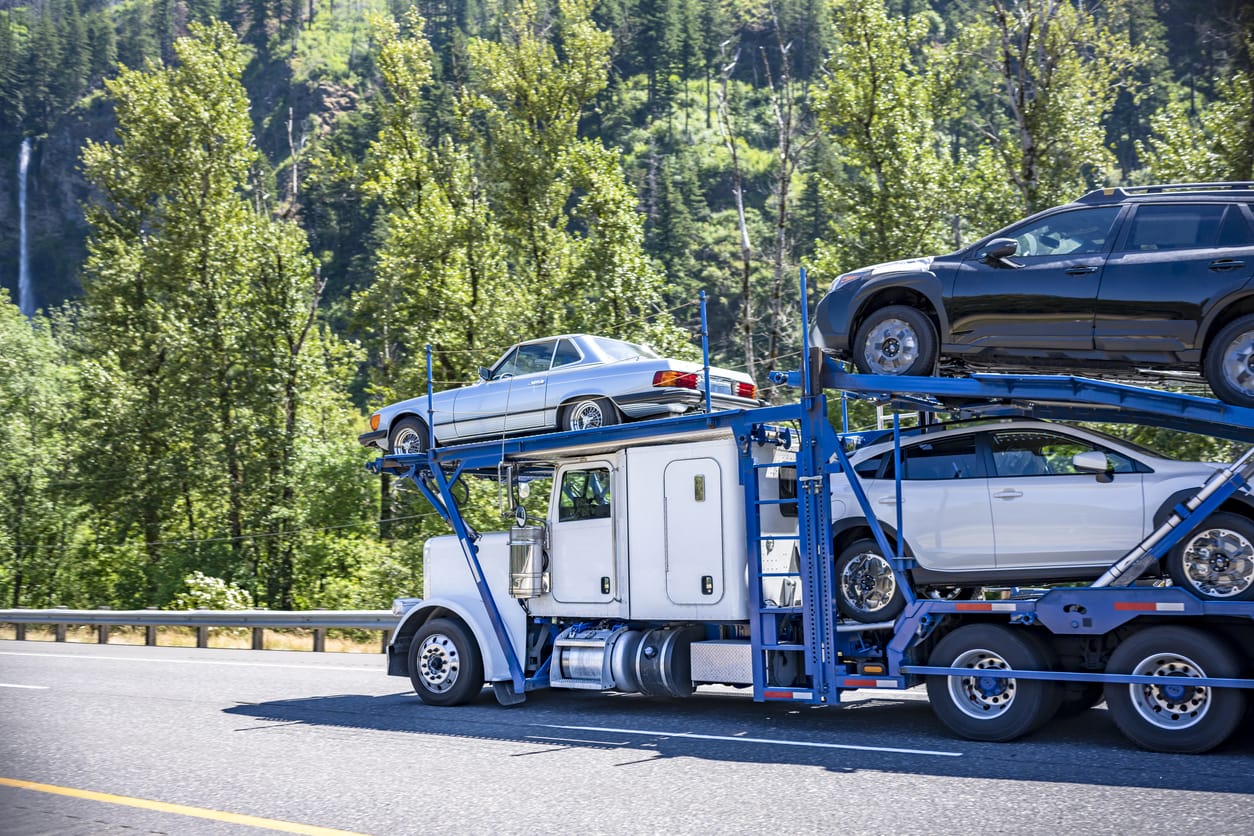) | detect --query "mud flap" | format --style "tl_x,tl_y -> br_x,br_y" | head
493,681 -> 527,706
